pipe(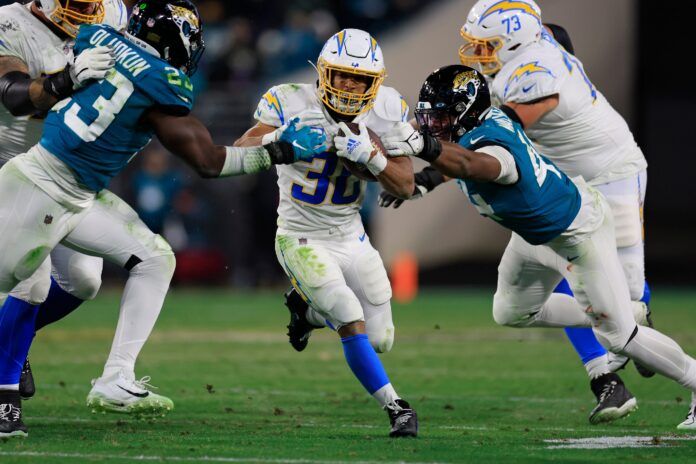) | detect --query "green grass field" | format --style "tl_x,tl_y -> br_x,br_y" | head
1,288 -> 696,463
